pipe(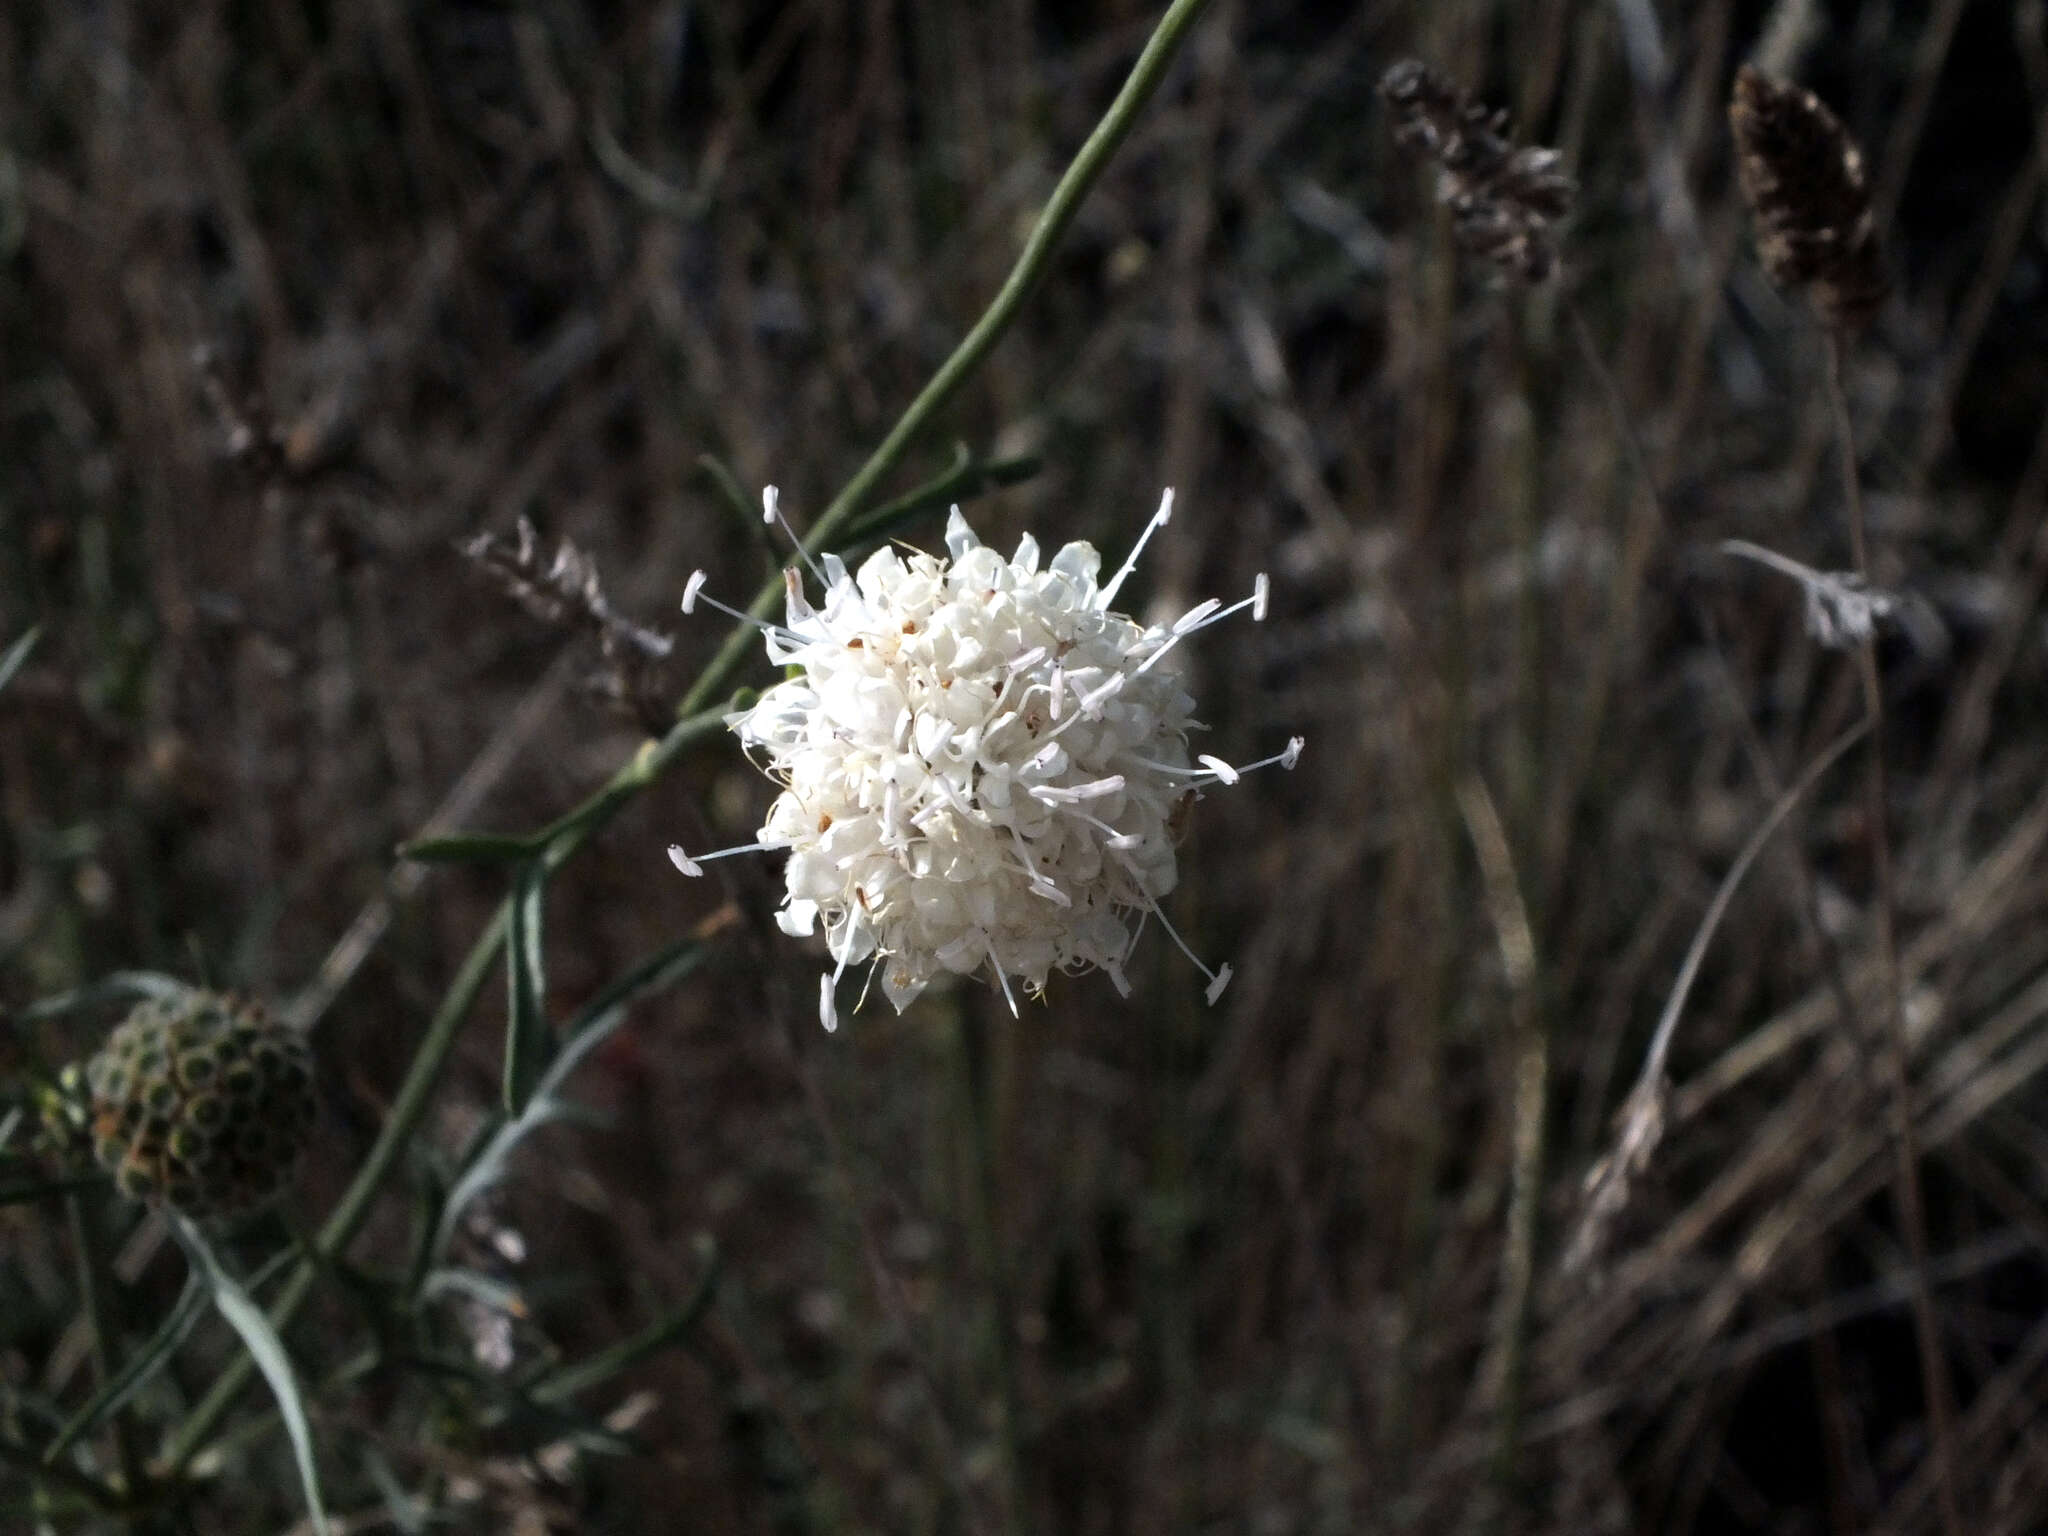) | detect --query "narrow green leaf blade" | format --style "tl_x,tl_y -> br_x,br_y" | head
0,626 -> 40,695
533,1238 -> 720,1403
502,861 -> 550,1114
44,1274 -> 208,1462
18,971 -> 193,1024
171,1218 -> 330,1536
396,832 -> 540,865
0,1172 -> 104,1207
842,449 -> 1041,545
432,937 -> 713,1264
